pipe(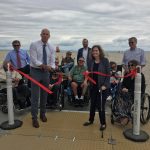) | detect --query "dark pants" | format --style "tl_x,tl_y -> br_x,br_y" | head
18,65 -> 31,87
47,84 -> 60,105
89,87 -> 108,125
30,67 -> 49,120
